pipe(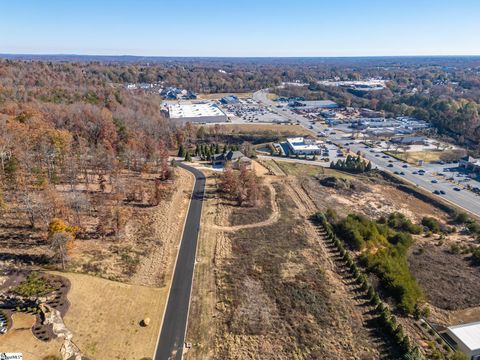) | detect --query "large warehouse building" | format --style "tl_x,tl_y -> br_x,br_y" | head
167,103 -> 227,123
